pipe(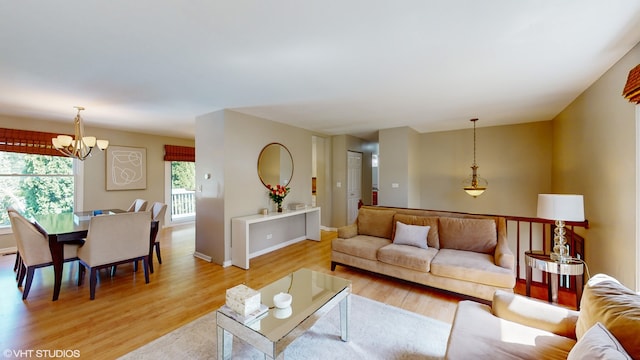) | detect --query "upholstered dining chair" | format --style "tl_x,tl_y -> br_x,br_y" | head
77,211 -> 151,300
8,210 -> 82,300
149,202 -> 167,272
7,207 -> 22,279
127,199 -> 148,212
